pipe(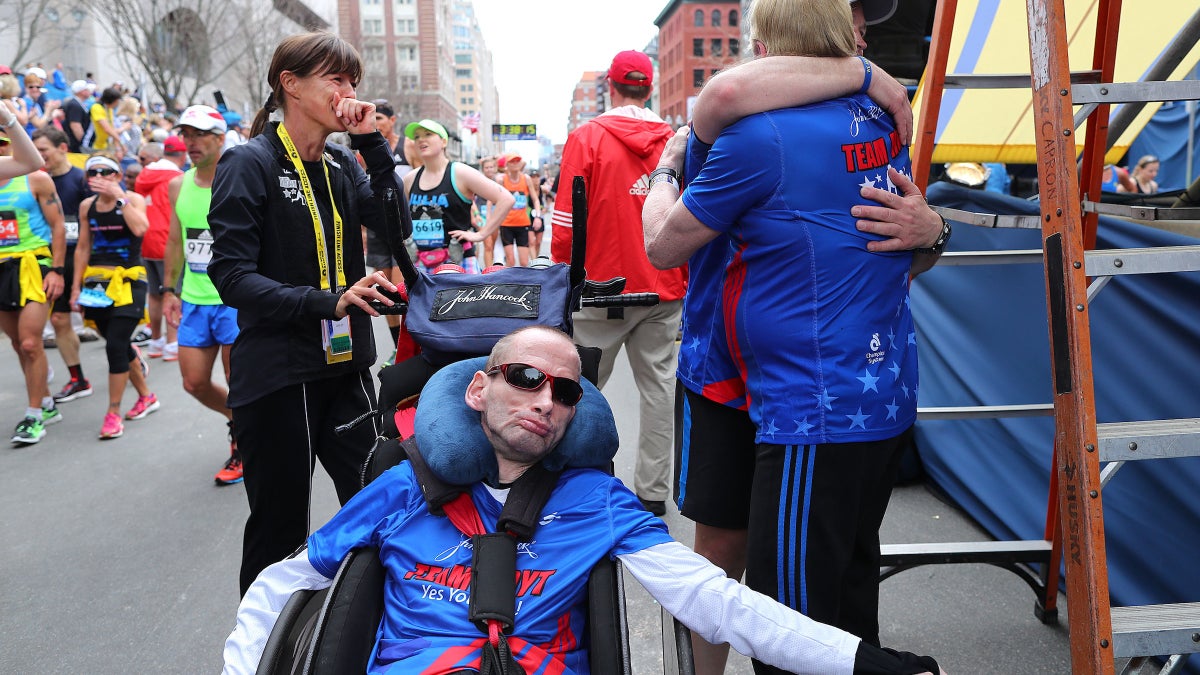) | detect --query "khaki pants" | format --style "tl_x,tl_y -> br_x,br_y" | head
572,300 -> 681,501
